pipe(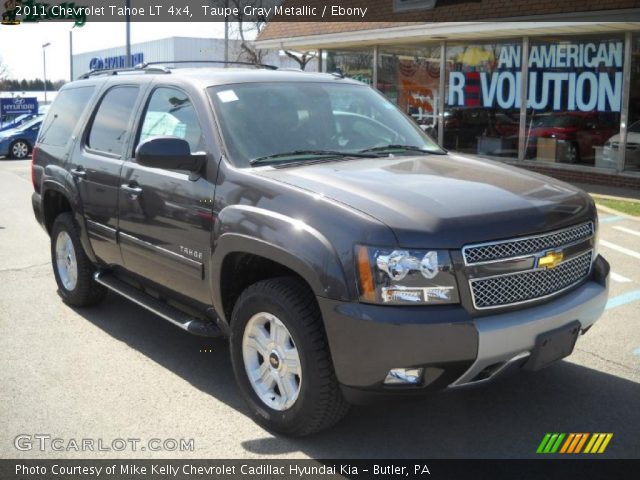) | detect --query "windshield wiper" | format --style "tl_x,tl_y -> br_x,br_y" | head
249,150 -> 378,166
359,144 -> 443,155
